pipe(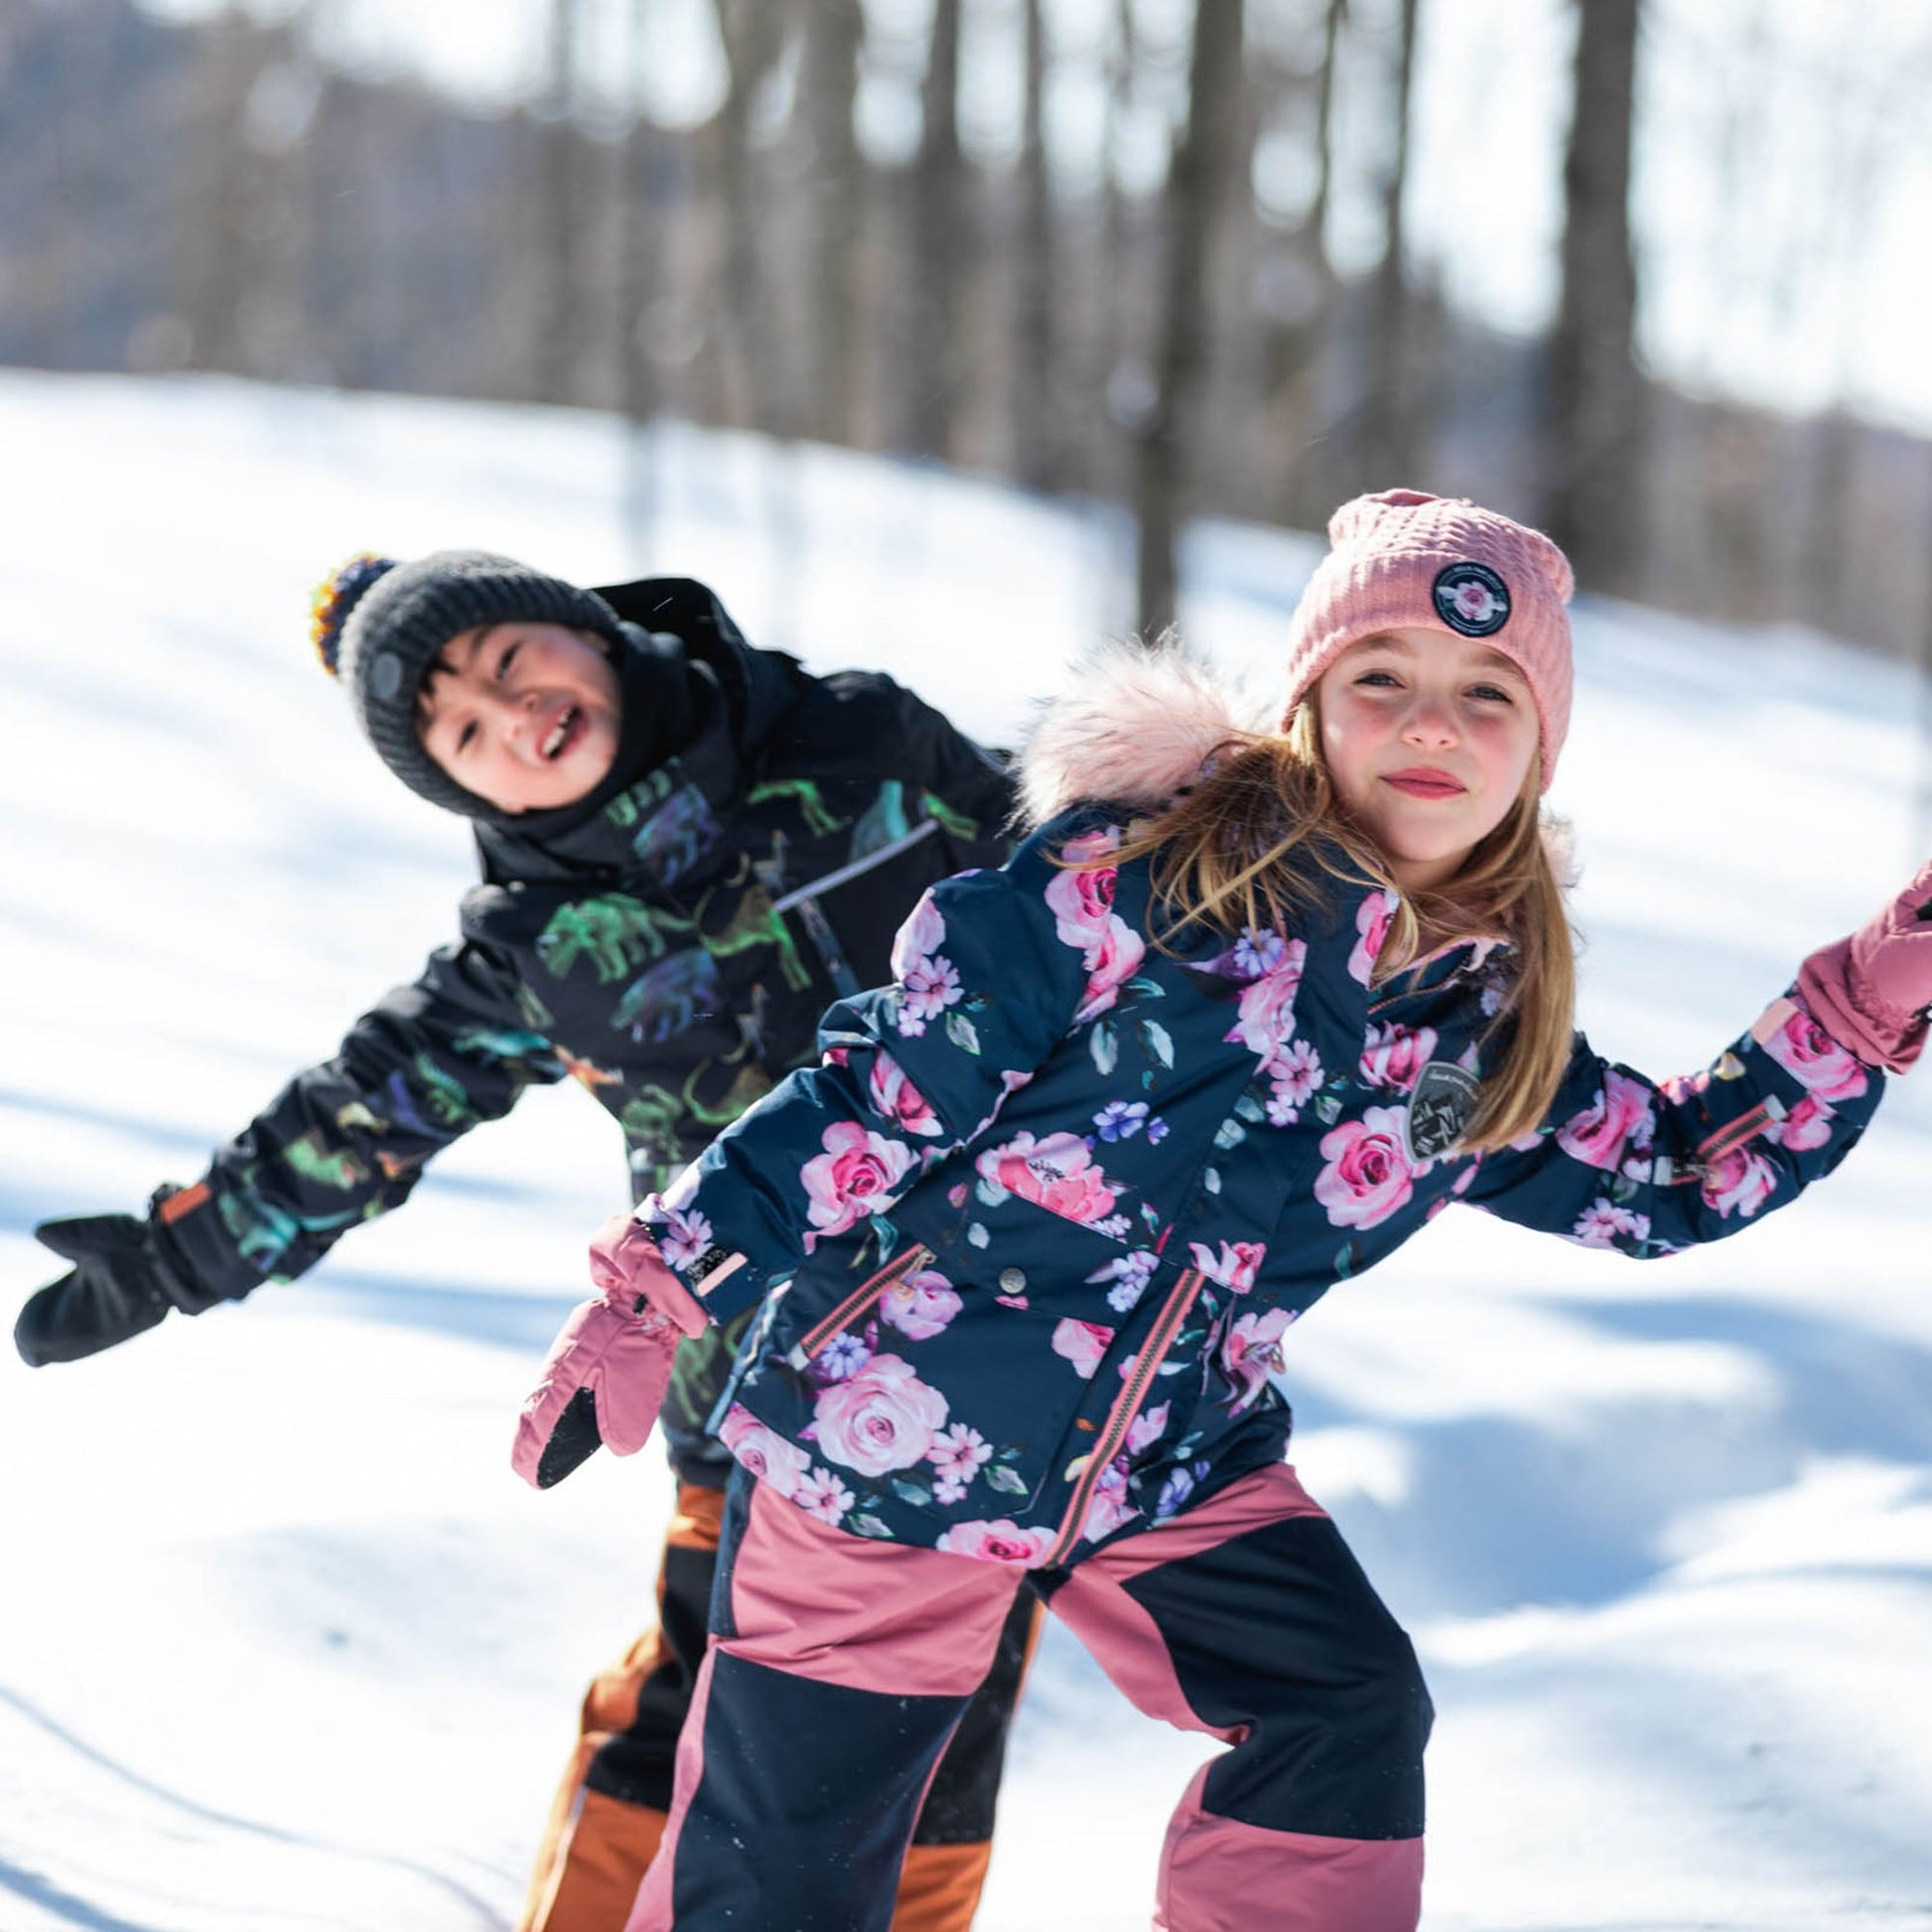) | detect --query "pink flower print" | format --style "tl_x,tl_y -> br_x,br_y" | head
1556,1069 -> 1656,1173
1220,1308 -> 1296,1413
1269,1037 -> 1323,1111
1082,1458 -> 1142,1542
935,1519 -> 1056,1567
1761,1003 -> 1870,1102
654,1203 -> 715,1272
1124,1401 -> 1171,1457
977,1131 -> 1121,1225
1347,891 -> 1402,987
879,1269 -> 963,1341
800,1123 -> 915,1249
1188,1239 -> 1265,1294
1058,826 -> 1126,867
1359,1022 -> 1440,1093
1770,1094 -> 1835,1153
811,1353 -> 949,1477
868,1052 -> 942,1137
927,1423 -> 993,1489
793,1464 -> 855,1526
1044,856 -> 1146,1024
1700,1147 -> 1777,1221
1571,1199 -> 1651,1249
890,897 -> 960,1036
1052,1317 -> 1114,1379
1312,1106 -> 1418,1230
1226,938 -> 1309,1065
718,1404 -> 813,1498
